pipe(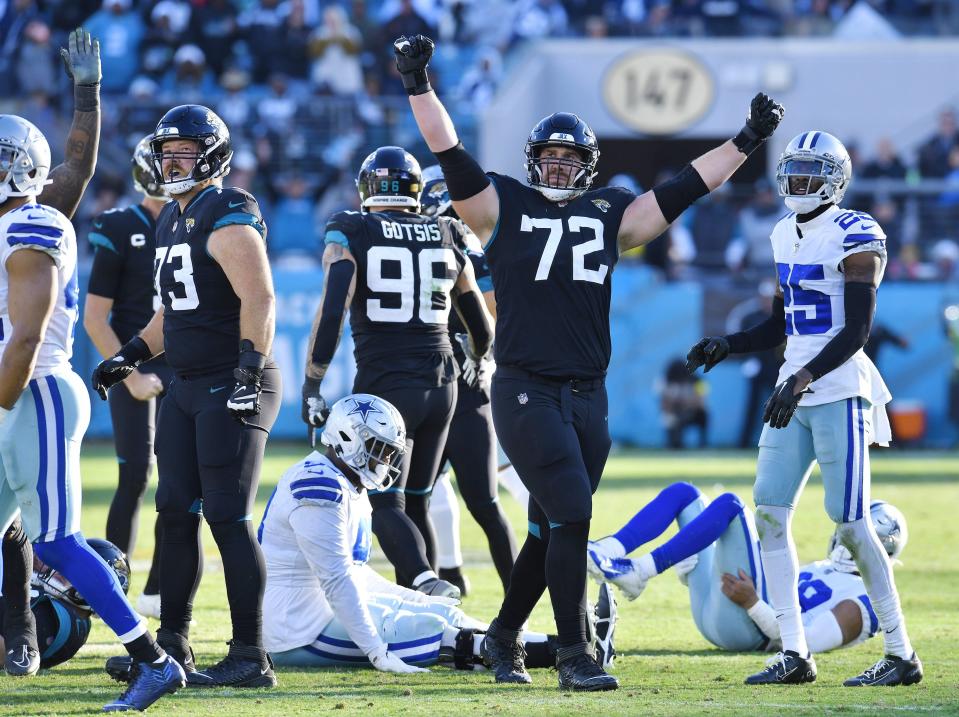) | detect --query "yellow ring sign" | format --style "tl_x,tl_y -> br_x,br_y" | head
603,48 -> 715,135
